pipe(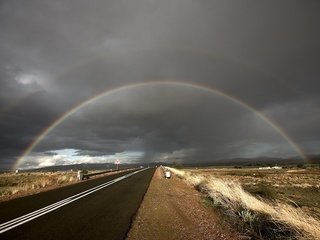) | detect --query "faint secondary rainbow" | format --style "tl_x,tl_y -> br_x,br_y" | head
14,81 -> 307,169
